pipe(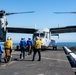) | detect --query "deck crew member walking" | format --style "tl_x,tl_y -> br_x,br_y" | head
4,36 -> 13,63
20,37 -> 27,59
27,38 -> 33,55
32,36 -> 42,61
0,44 -> 4,63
